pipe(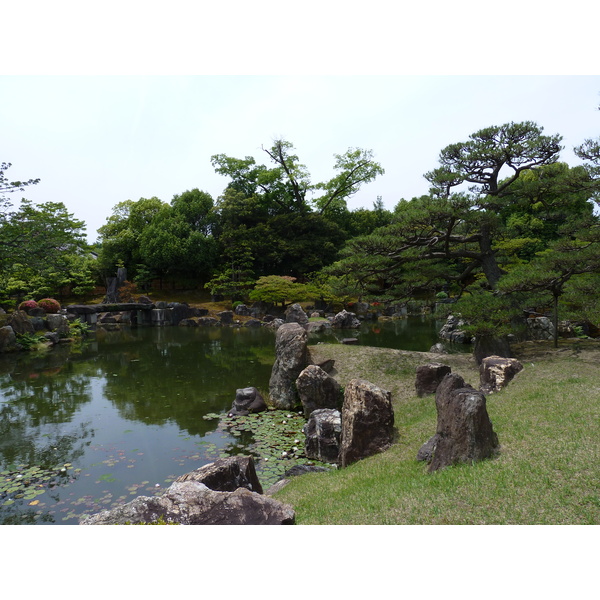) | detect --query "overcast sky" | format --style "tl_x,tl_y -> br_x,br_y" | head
2,0 -> 596,588
3,75 -> 599,243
